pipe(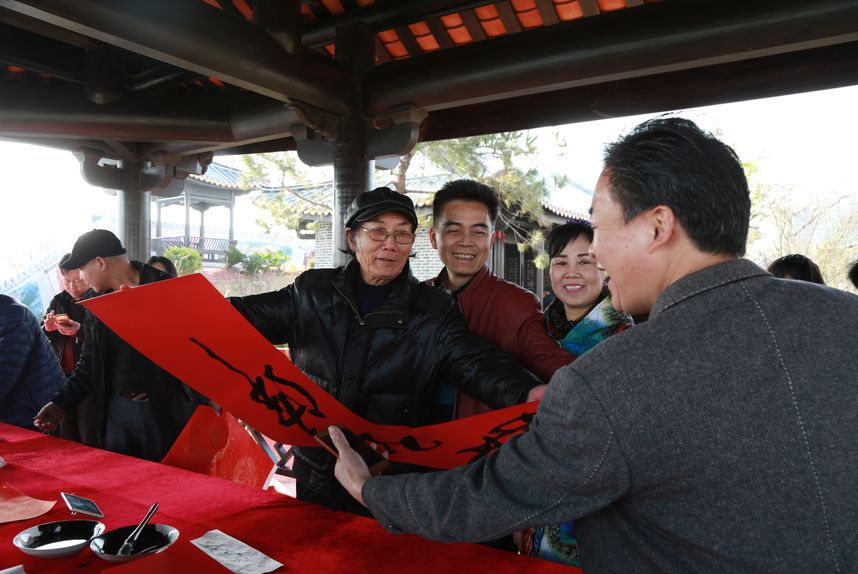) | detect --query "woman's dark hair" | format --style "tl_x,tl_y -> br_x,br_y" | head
547,219 -> 593,259
849,259 -> 858,289
767,254 -> 825,285
146,255 -> 178,277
